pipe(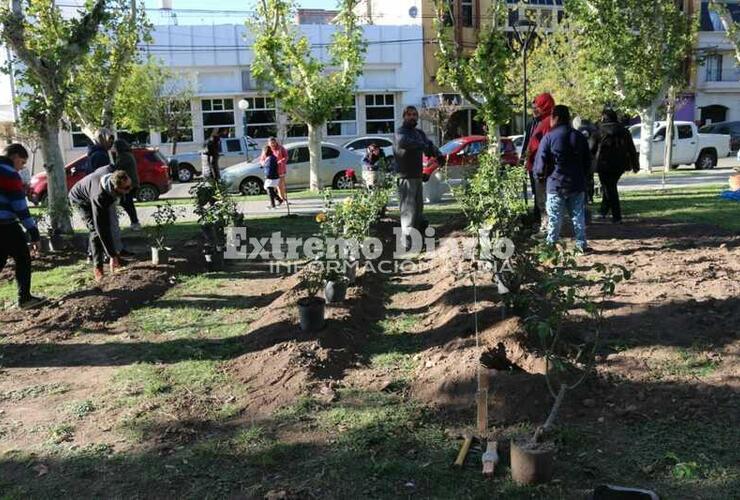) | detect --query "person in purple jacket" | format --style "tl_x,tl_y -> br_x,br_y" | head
0,144 -> 47,308
534,105 -> 592,253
